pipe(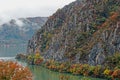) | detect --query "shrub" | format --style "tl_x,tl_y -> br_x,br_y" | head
93,65 -> 102,77
103,69 -> 112,76
103,69 -> 113,79
0,61 -> 32,80
112,69 -> 120,79
27,50 -> 43,65
34,58 -> 43,65
105,52 -> 120,69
